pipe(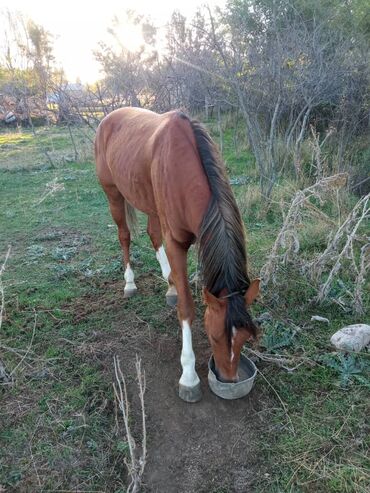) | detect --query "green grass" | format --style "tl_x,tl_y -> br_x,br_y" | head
0,122 -> 369,492
0,125 -> 94,170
